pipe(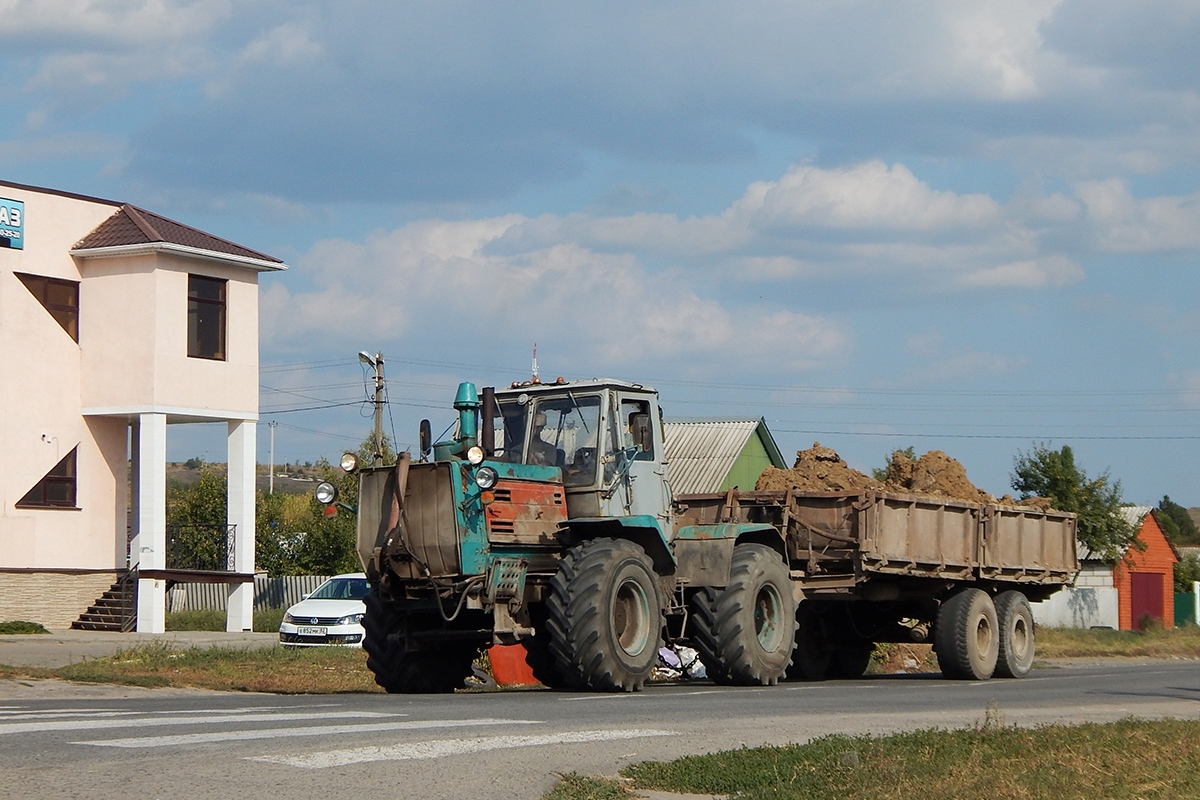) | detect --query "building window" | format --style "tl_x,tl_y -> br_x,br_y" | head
17,448 -> 78,509
188,274 -> 226,360
16,272 -> 79,342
